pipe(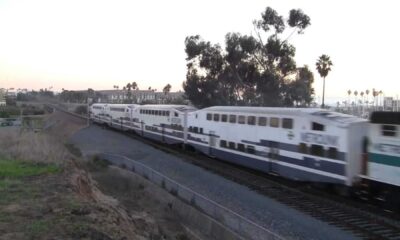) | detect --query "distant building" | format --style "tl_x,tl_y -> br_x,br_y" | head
0,89 -> 5,106
384,96 -> 400,111
78,89 -> 185,104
